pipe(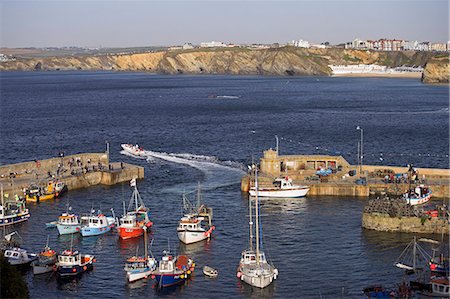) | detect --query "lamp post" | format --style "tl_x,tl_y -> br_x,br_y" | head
356,126 -> 363,175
